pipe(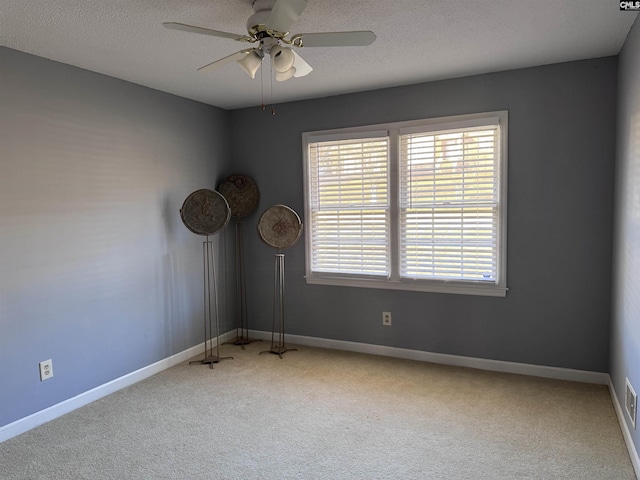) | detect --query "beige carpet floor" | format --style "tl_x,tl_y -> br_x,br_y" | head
0,341 -> 636,479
